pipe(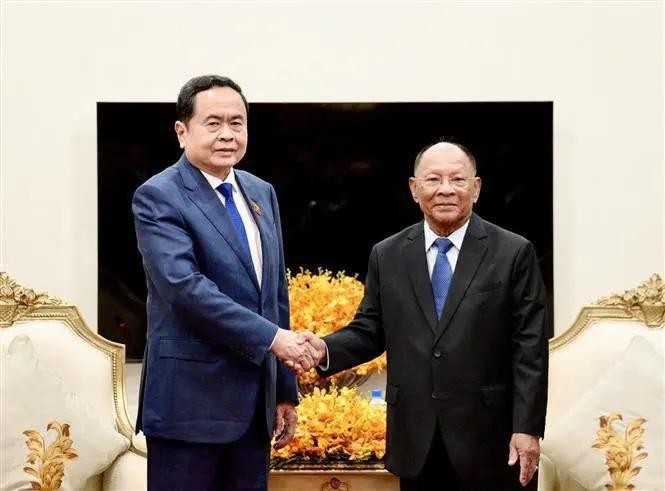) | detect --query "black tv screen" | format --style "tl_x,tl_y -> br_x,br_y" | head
98,101 -> 553,359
